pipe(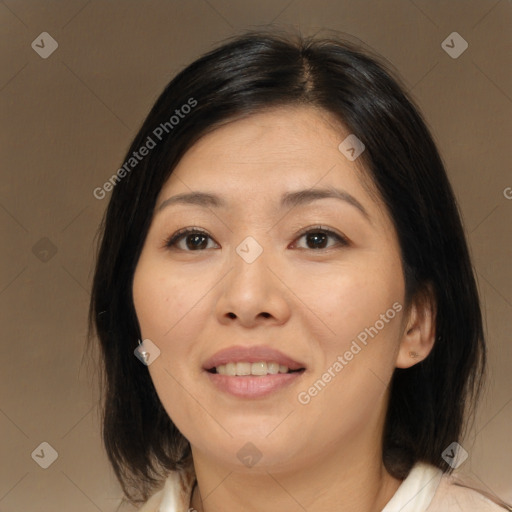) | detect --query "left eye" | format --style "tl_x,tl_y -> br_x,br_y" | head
292,227 -> 348,250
